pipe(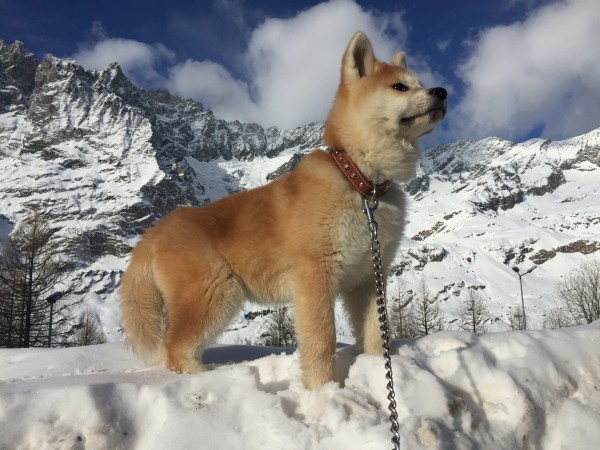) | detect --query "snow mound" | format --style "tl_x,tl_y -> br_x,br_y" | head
1,322 -> 599,449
